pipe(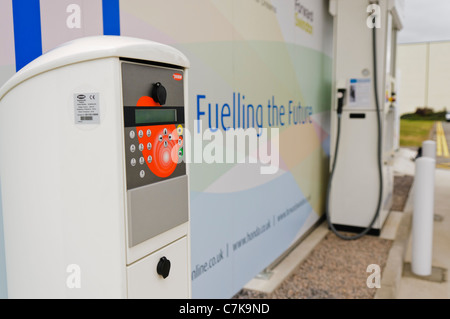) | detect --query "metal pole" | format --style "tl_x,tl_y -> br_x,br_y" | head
411,157 -> 435,276
422,140 -> 436,159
